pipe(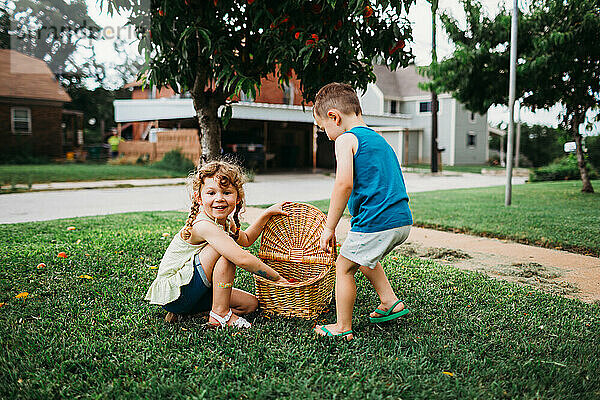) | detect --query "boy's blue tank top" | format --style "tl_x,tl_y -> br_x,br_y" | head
346,126 -> 413,233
